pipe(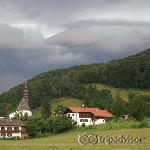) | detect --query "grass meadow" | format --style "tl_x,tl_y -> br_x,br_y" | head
0,128 -> 149,150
